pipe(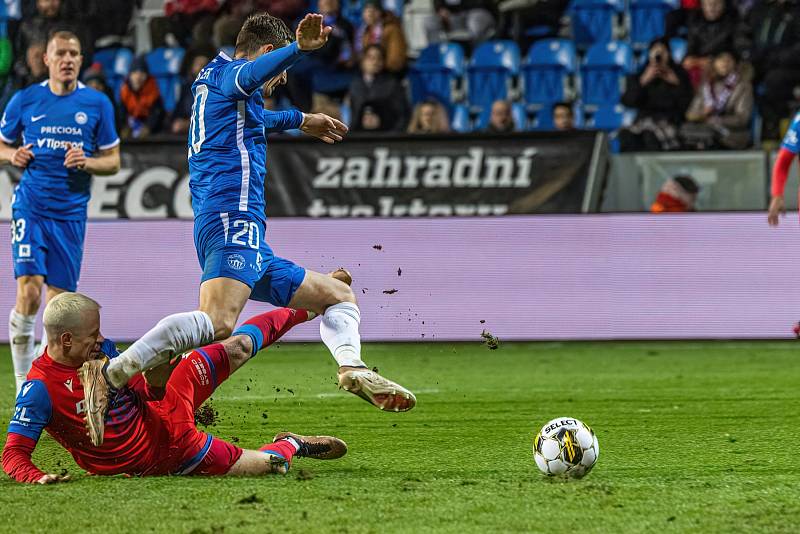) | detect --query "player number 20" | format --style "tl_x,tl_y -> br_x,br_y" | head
10,218 -> 25,244
231,220 -> 259,249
